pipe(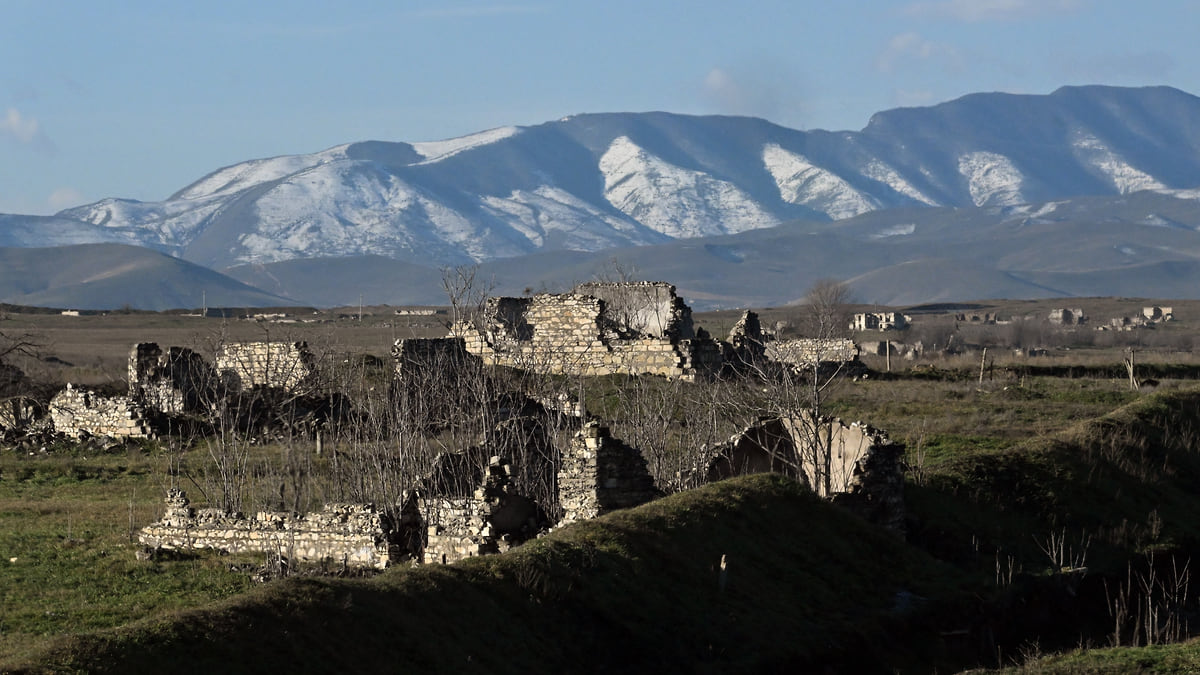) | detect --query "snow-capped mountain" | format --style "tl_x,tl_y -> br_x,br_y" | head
5,85 -> 1200,274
